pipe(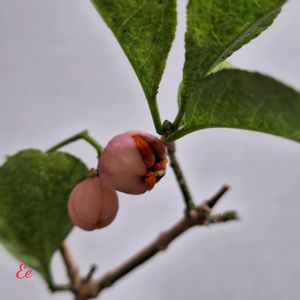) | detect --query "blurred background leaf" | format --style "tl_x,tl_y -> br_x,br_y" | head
0,150 -> 88,284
